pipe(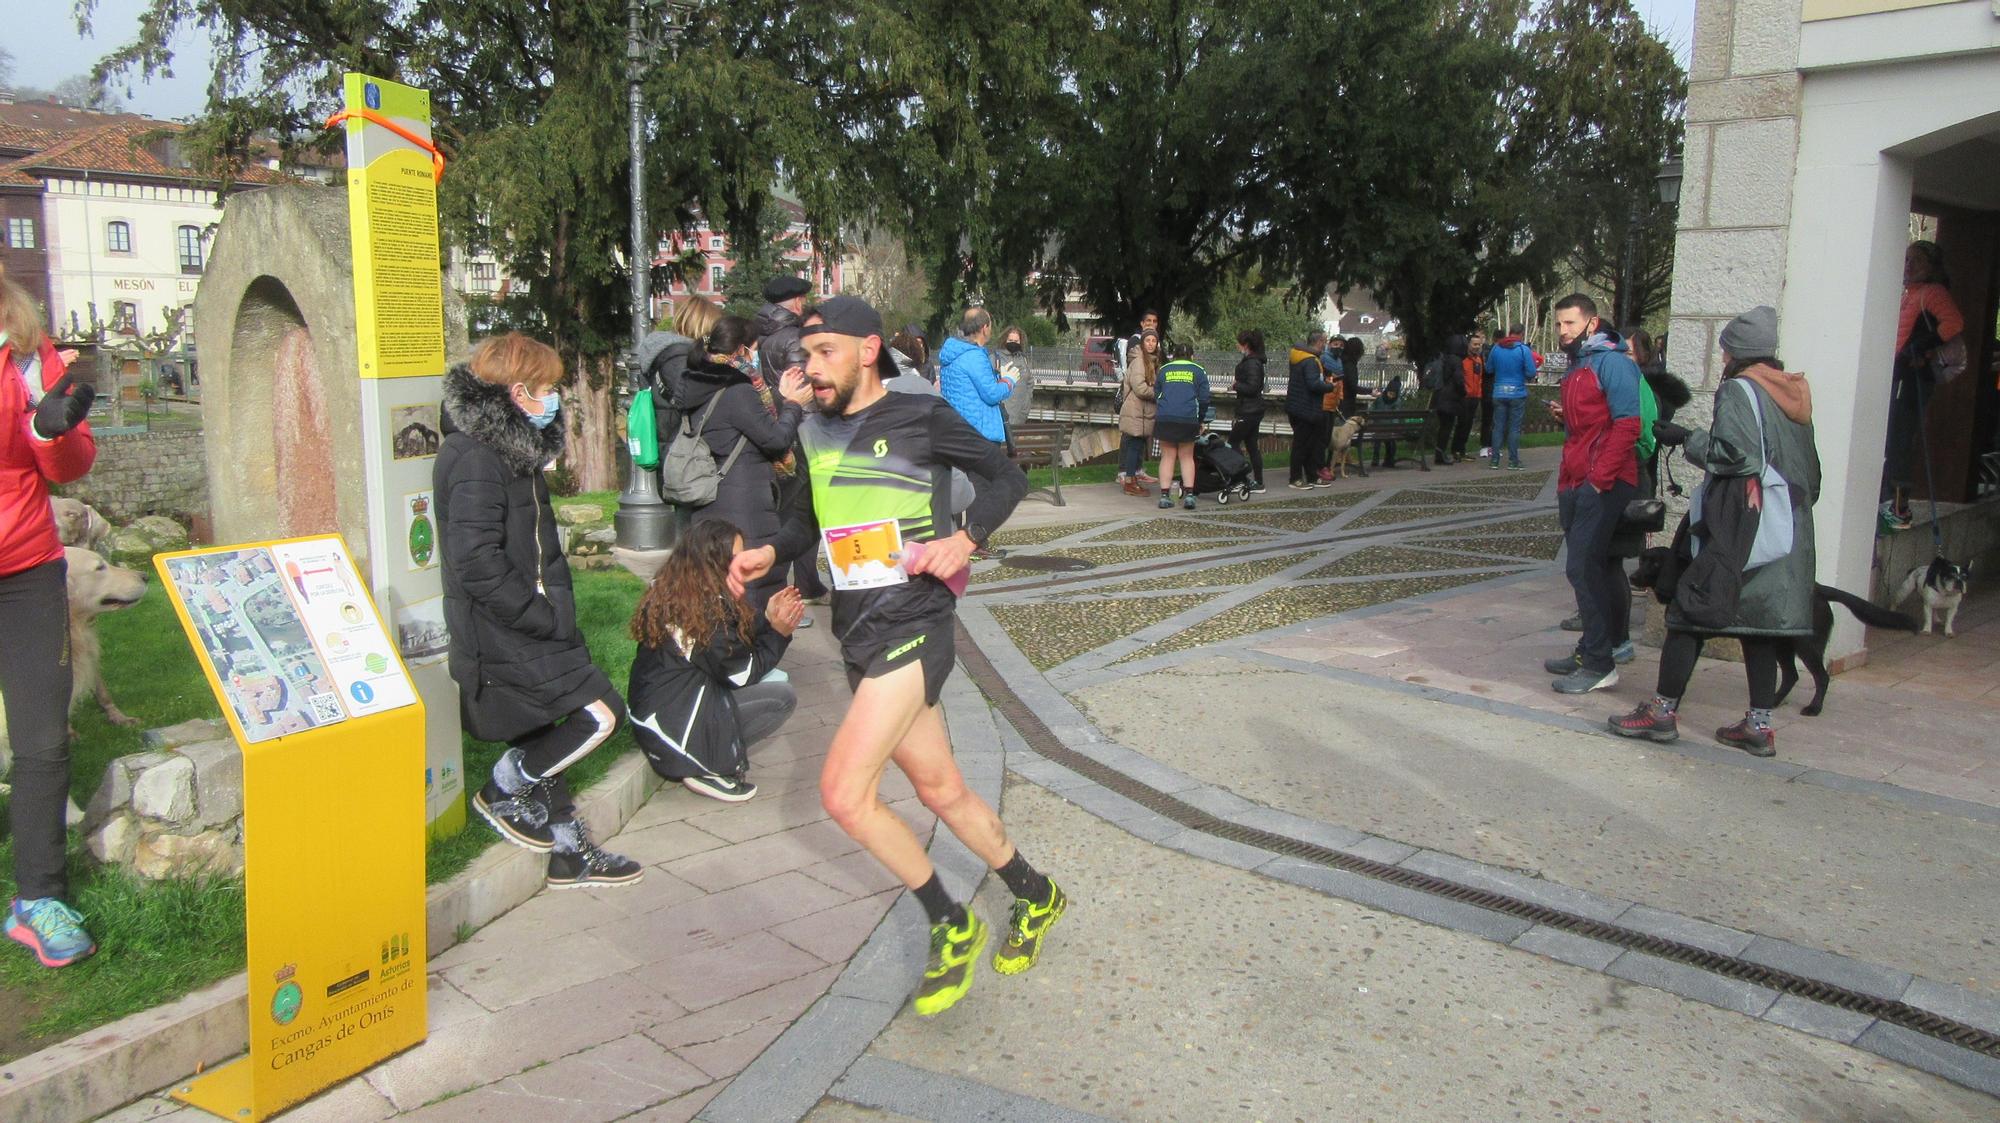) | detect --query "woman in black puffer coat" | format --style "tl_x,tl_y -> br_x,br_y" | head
1229,329 -> 1268,491
683,316 -> 813,609
436,333 -> 640,888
